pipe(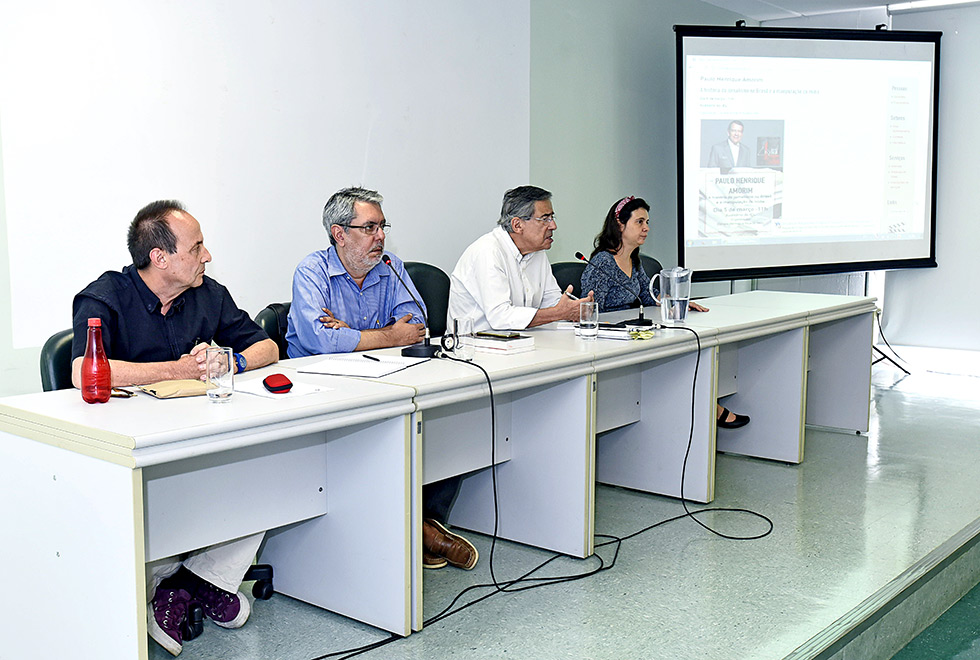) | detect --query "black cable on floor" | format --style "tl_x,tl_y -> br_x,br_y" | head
311,633 -> 400,660
312,328 -> 774,659
665,324 -> 774,541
